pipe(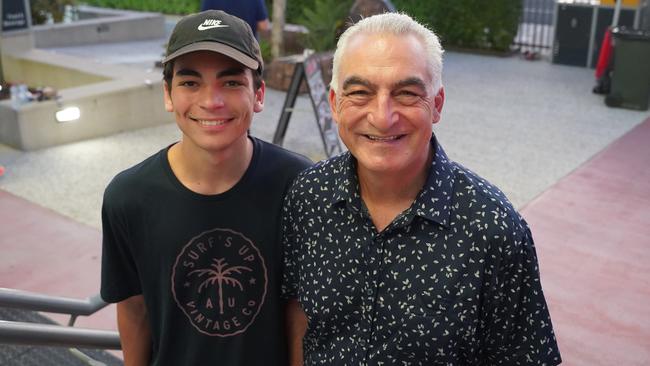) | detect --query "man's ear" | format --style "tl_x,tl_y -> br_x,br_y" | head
328,88 -> 339,124
432,87 -> 445,124
253,81 -> 266,113
163,82 -> 173,112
